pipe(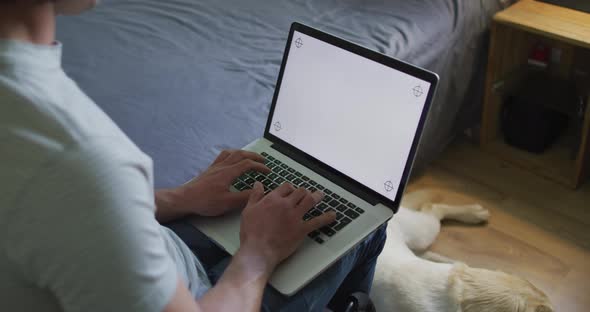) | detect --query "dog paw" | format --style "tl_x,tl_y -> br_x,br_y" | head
419,203 -> 491,223
460,204 -> 490,223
